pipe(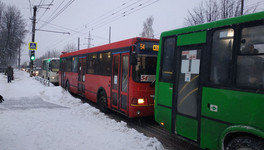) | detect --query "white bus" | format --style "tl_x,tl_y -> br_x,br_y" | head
42,58 -> 60,85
